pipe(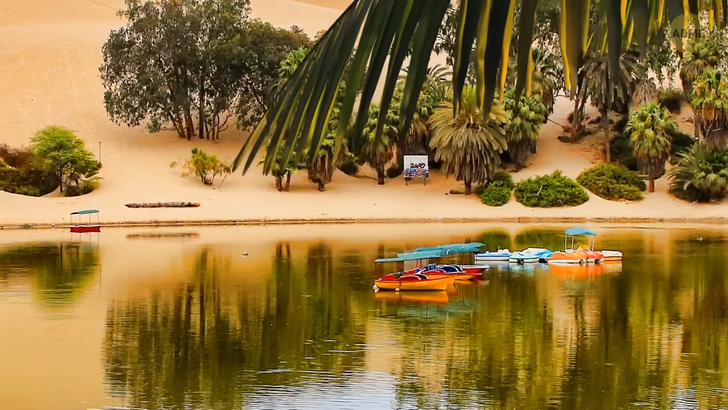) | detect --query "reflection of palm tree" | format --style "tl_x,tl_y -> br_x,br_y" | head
0,242 -> 98,310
